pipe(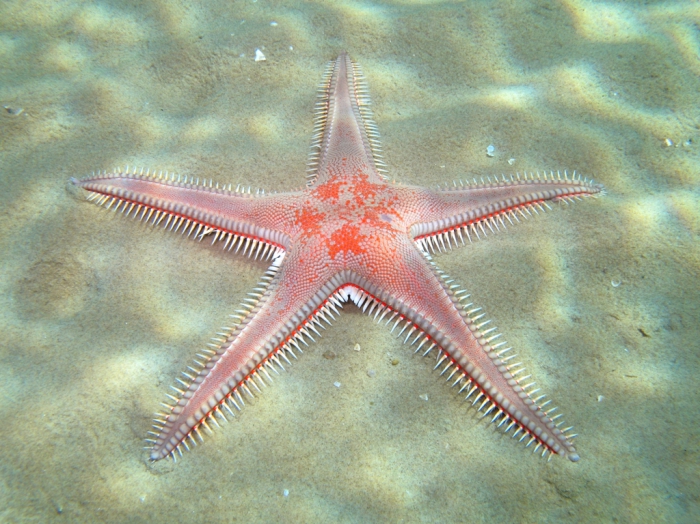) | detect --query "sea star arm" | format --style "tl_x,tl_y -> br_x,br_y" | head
348,234 -> 580,461
148,239 -> 349,460
409,172 -> 603,251
71,169 -> 298,257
